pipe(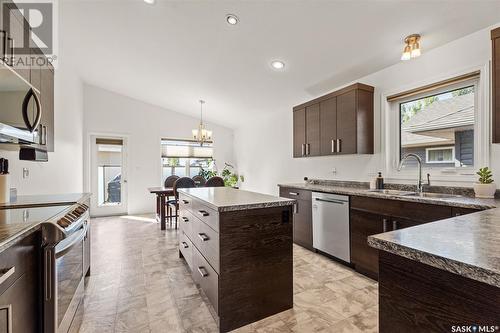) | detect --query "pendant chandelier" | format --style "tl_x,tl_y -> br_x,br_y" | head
192,100 -> 212,146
